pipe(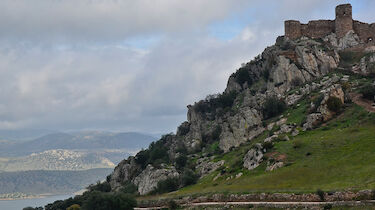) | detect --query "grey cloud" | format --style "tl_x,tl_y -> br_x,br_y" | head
0,0 -> 372,134
0,0 -> 251,42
